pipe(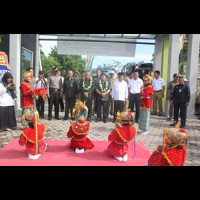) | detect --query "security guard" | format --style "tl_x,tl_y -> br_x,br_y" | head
47,67 -> 63,120
167,73 -> 179,120
170,76 -> 190,128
